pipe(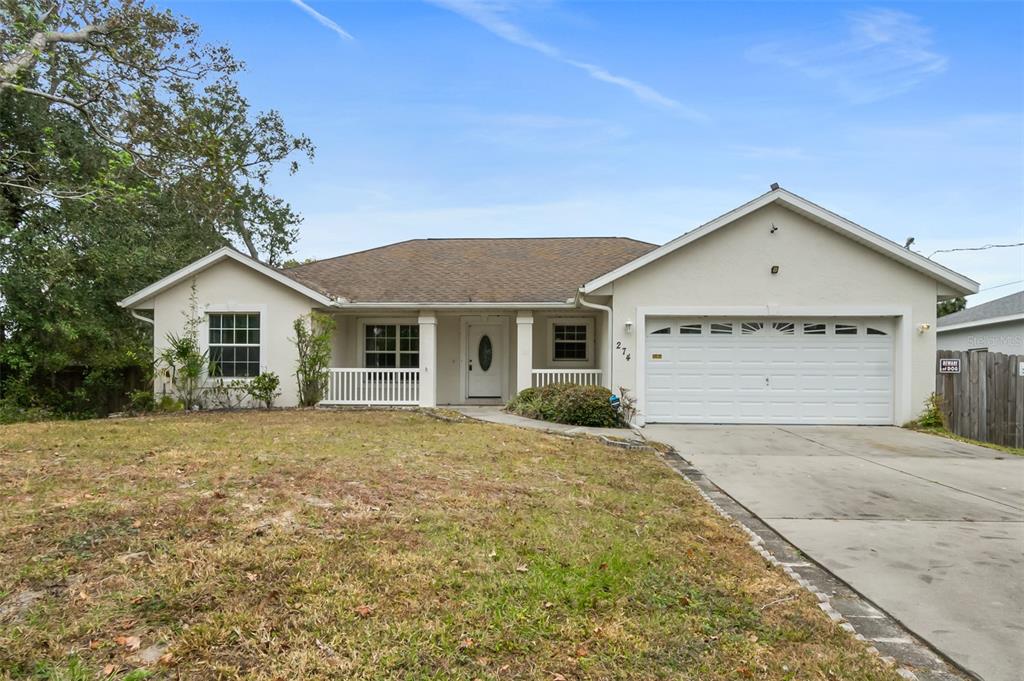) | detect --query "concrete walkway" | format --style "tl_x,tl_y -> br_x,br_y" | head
644,424 -> 1024,681
451,406 -> 645,444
